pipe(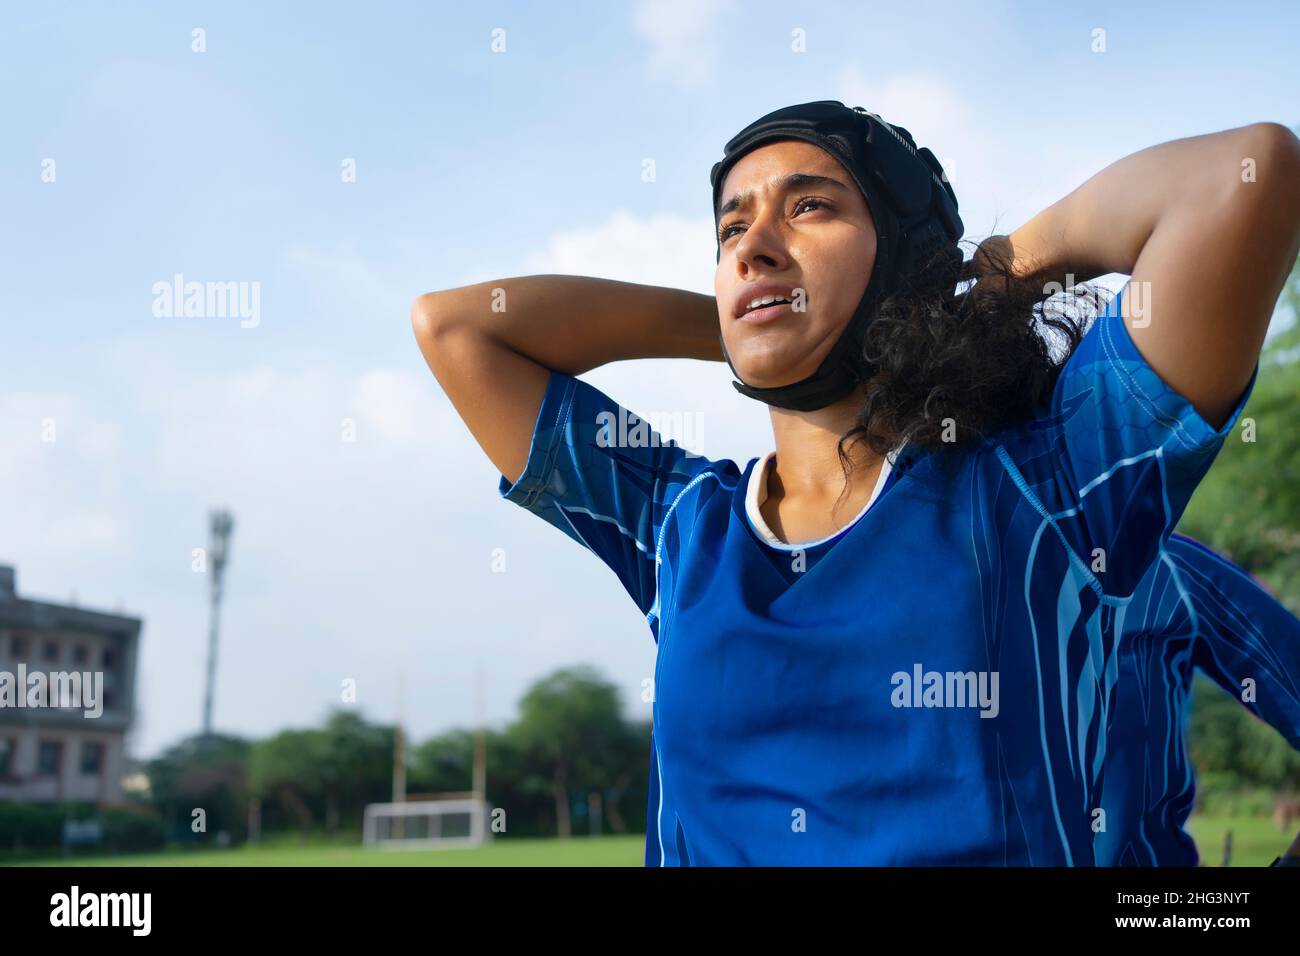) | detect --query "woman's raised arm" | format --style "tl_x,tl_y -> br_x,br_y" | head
1003,122 -> 1300,430
410,275 -> 721,484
